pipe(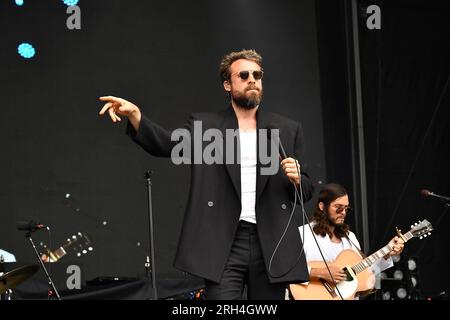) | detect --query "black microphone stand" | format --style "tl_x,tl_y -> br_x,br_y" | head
25,231 -> 61,300
145,170 -> 157,300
